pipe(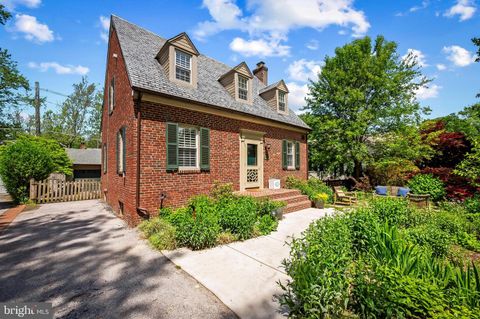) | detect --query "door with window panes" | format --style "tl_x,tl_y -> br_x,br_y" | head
240,131 -> 264,190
